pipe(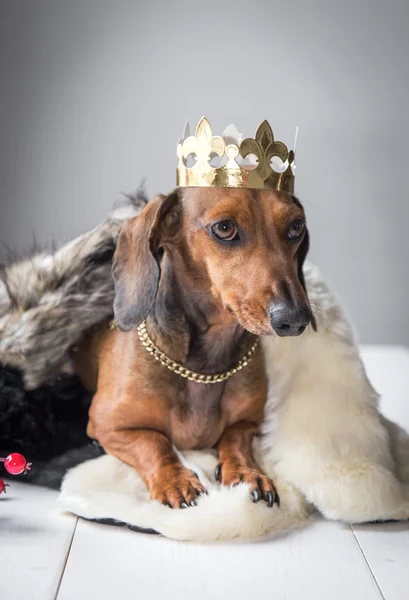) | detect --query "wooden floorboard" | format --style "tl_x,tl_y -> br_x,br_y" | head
352,348 -> 409,600
351,522 -> 409,600
0,483 -> 77,600
57,516 -> 382,600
